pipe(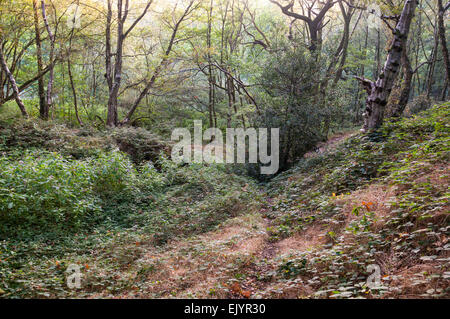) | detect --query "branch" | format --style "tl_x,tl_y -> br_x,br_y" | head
444,1 -> 450,12
4,63 -> 54,102
123,0 -> 154,39
341,0 -> 365,10
210,62 -> 260,111
270,0 -> 312,23
41,0 -> 55,42
355,76 -> 374,95
412,61 -> 430,74
121,0 -> 198,125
